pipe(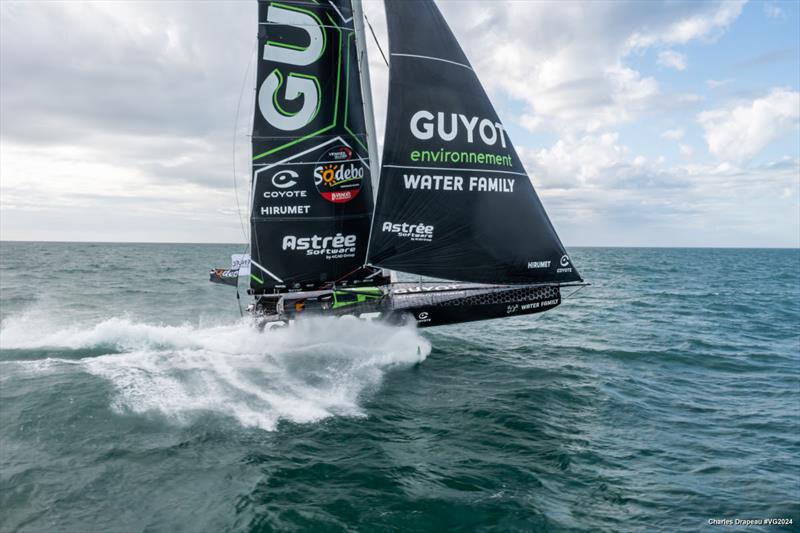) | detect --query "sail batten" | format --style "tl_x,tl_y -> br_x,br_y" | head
366,0 -> 582,285
390,53 -> 474,71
